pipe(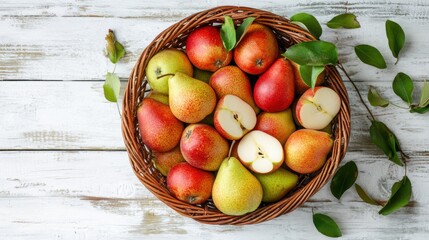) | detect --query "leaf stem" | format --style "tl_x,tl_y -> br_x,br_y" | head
115,101 -> 122,119
337,63 -> 376,121
112,64 -> 117,74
